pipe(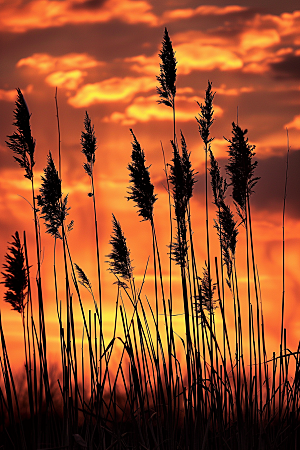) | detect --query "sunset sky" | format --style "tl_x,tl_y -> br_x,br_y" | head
1,0 -> 300,369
